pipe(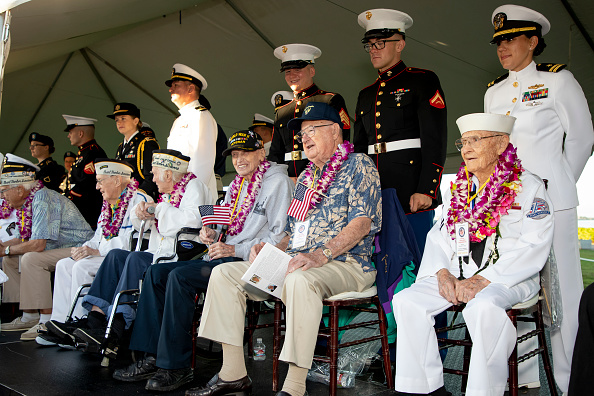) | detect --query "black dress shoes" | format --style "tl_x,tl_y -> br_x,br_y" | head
185,373 -> 252,396
275,392 -> 308,396
113,356 -> 157,382
145,367 -> 194,392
